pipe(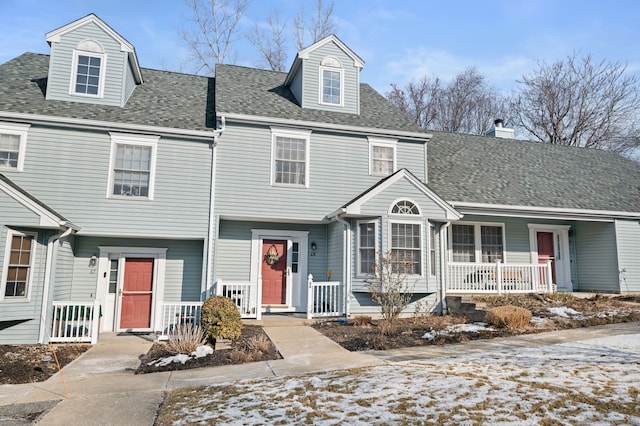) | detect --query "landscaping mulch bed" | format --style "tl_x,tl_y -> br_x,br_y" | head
313,294 -> 640,351
135,325 -> 281,374
0,344 -> 90,385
